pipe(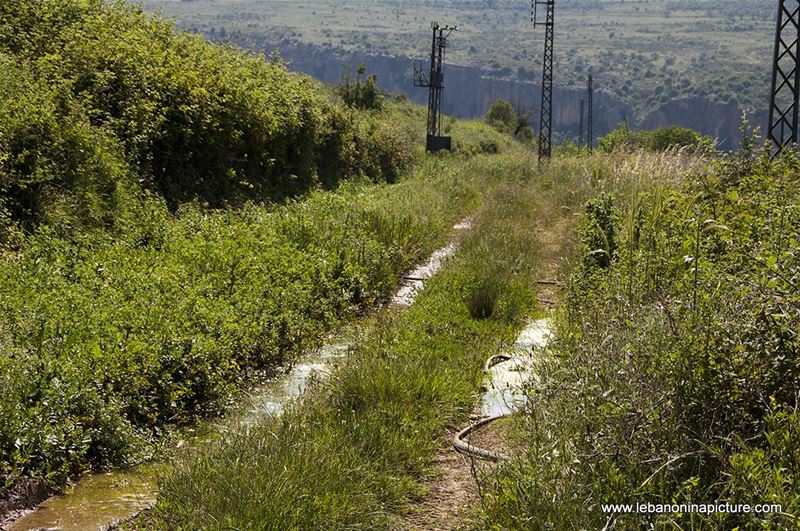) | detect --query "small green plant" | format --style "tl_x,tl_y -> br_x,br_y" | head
338,64 -> 384,110
581,192 -> 618,269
